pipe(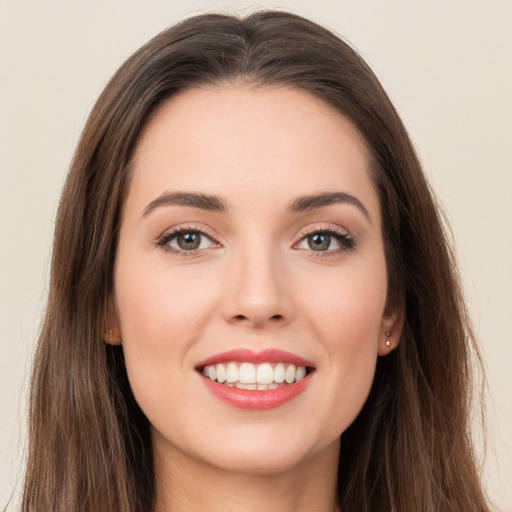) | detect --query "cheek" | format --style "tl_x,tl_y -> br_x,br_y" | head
112,259 -> 222,432
300,261 -> 387,429
114,256 -> 217,346
304,260 -> 387,347
112,257 -> 219,393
